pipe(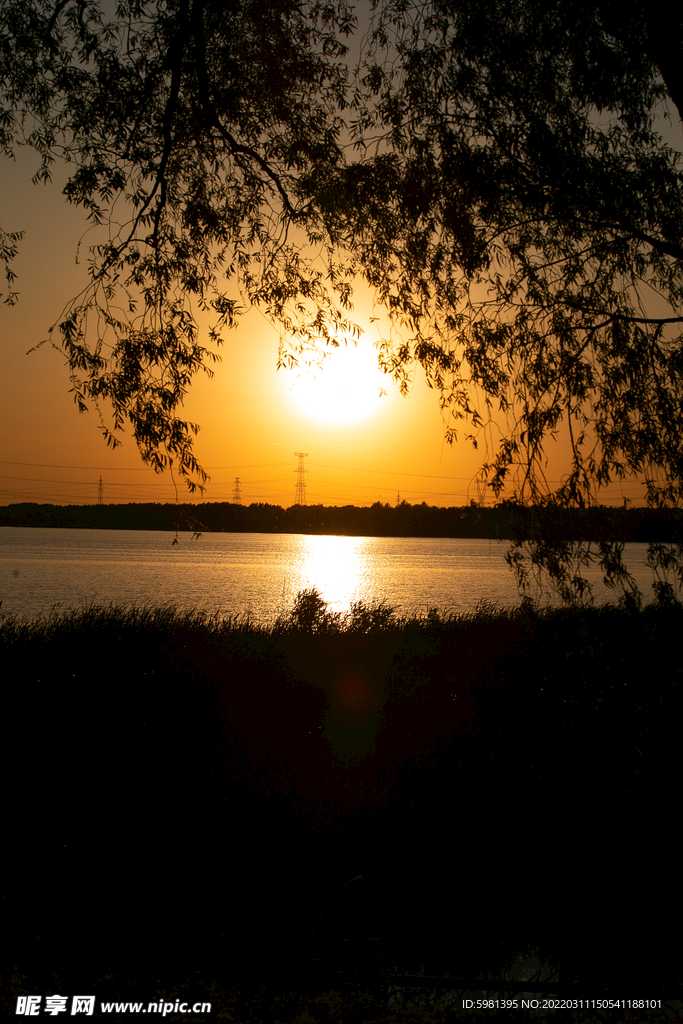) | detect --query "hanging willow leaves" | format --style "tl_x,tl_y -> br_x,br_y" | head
1,0 -> 359,487
337,0 -> 683,601
3,0 -> 683,598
